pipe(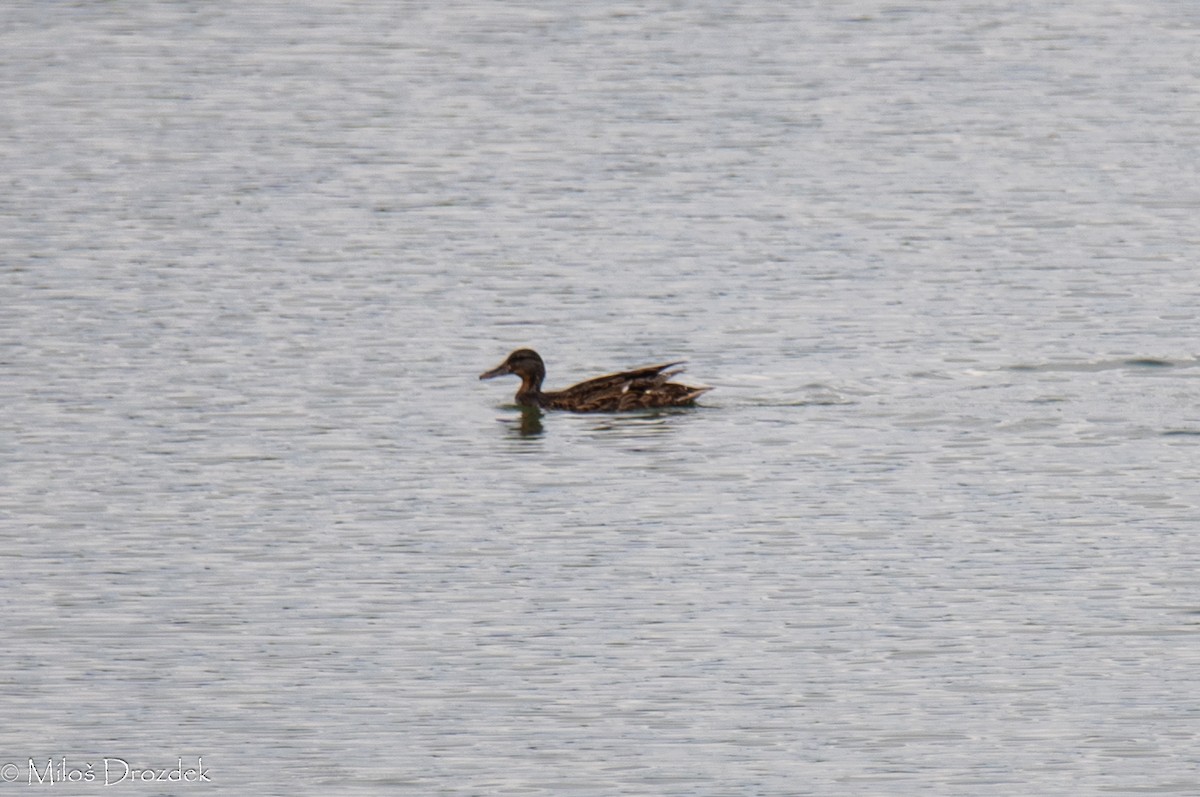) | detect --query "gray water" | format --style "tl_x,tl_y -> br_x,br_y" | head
3,2 -> 1199,795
